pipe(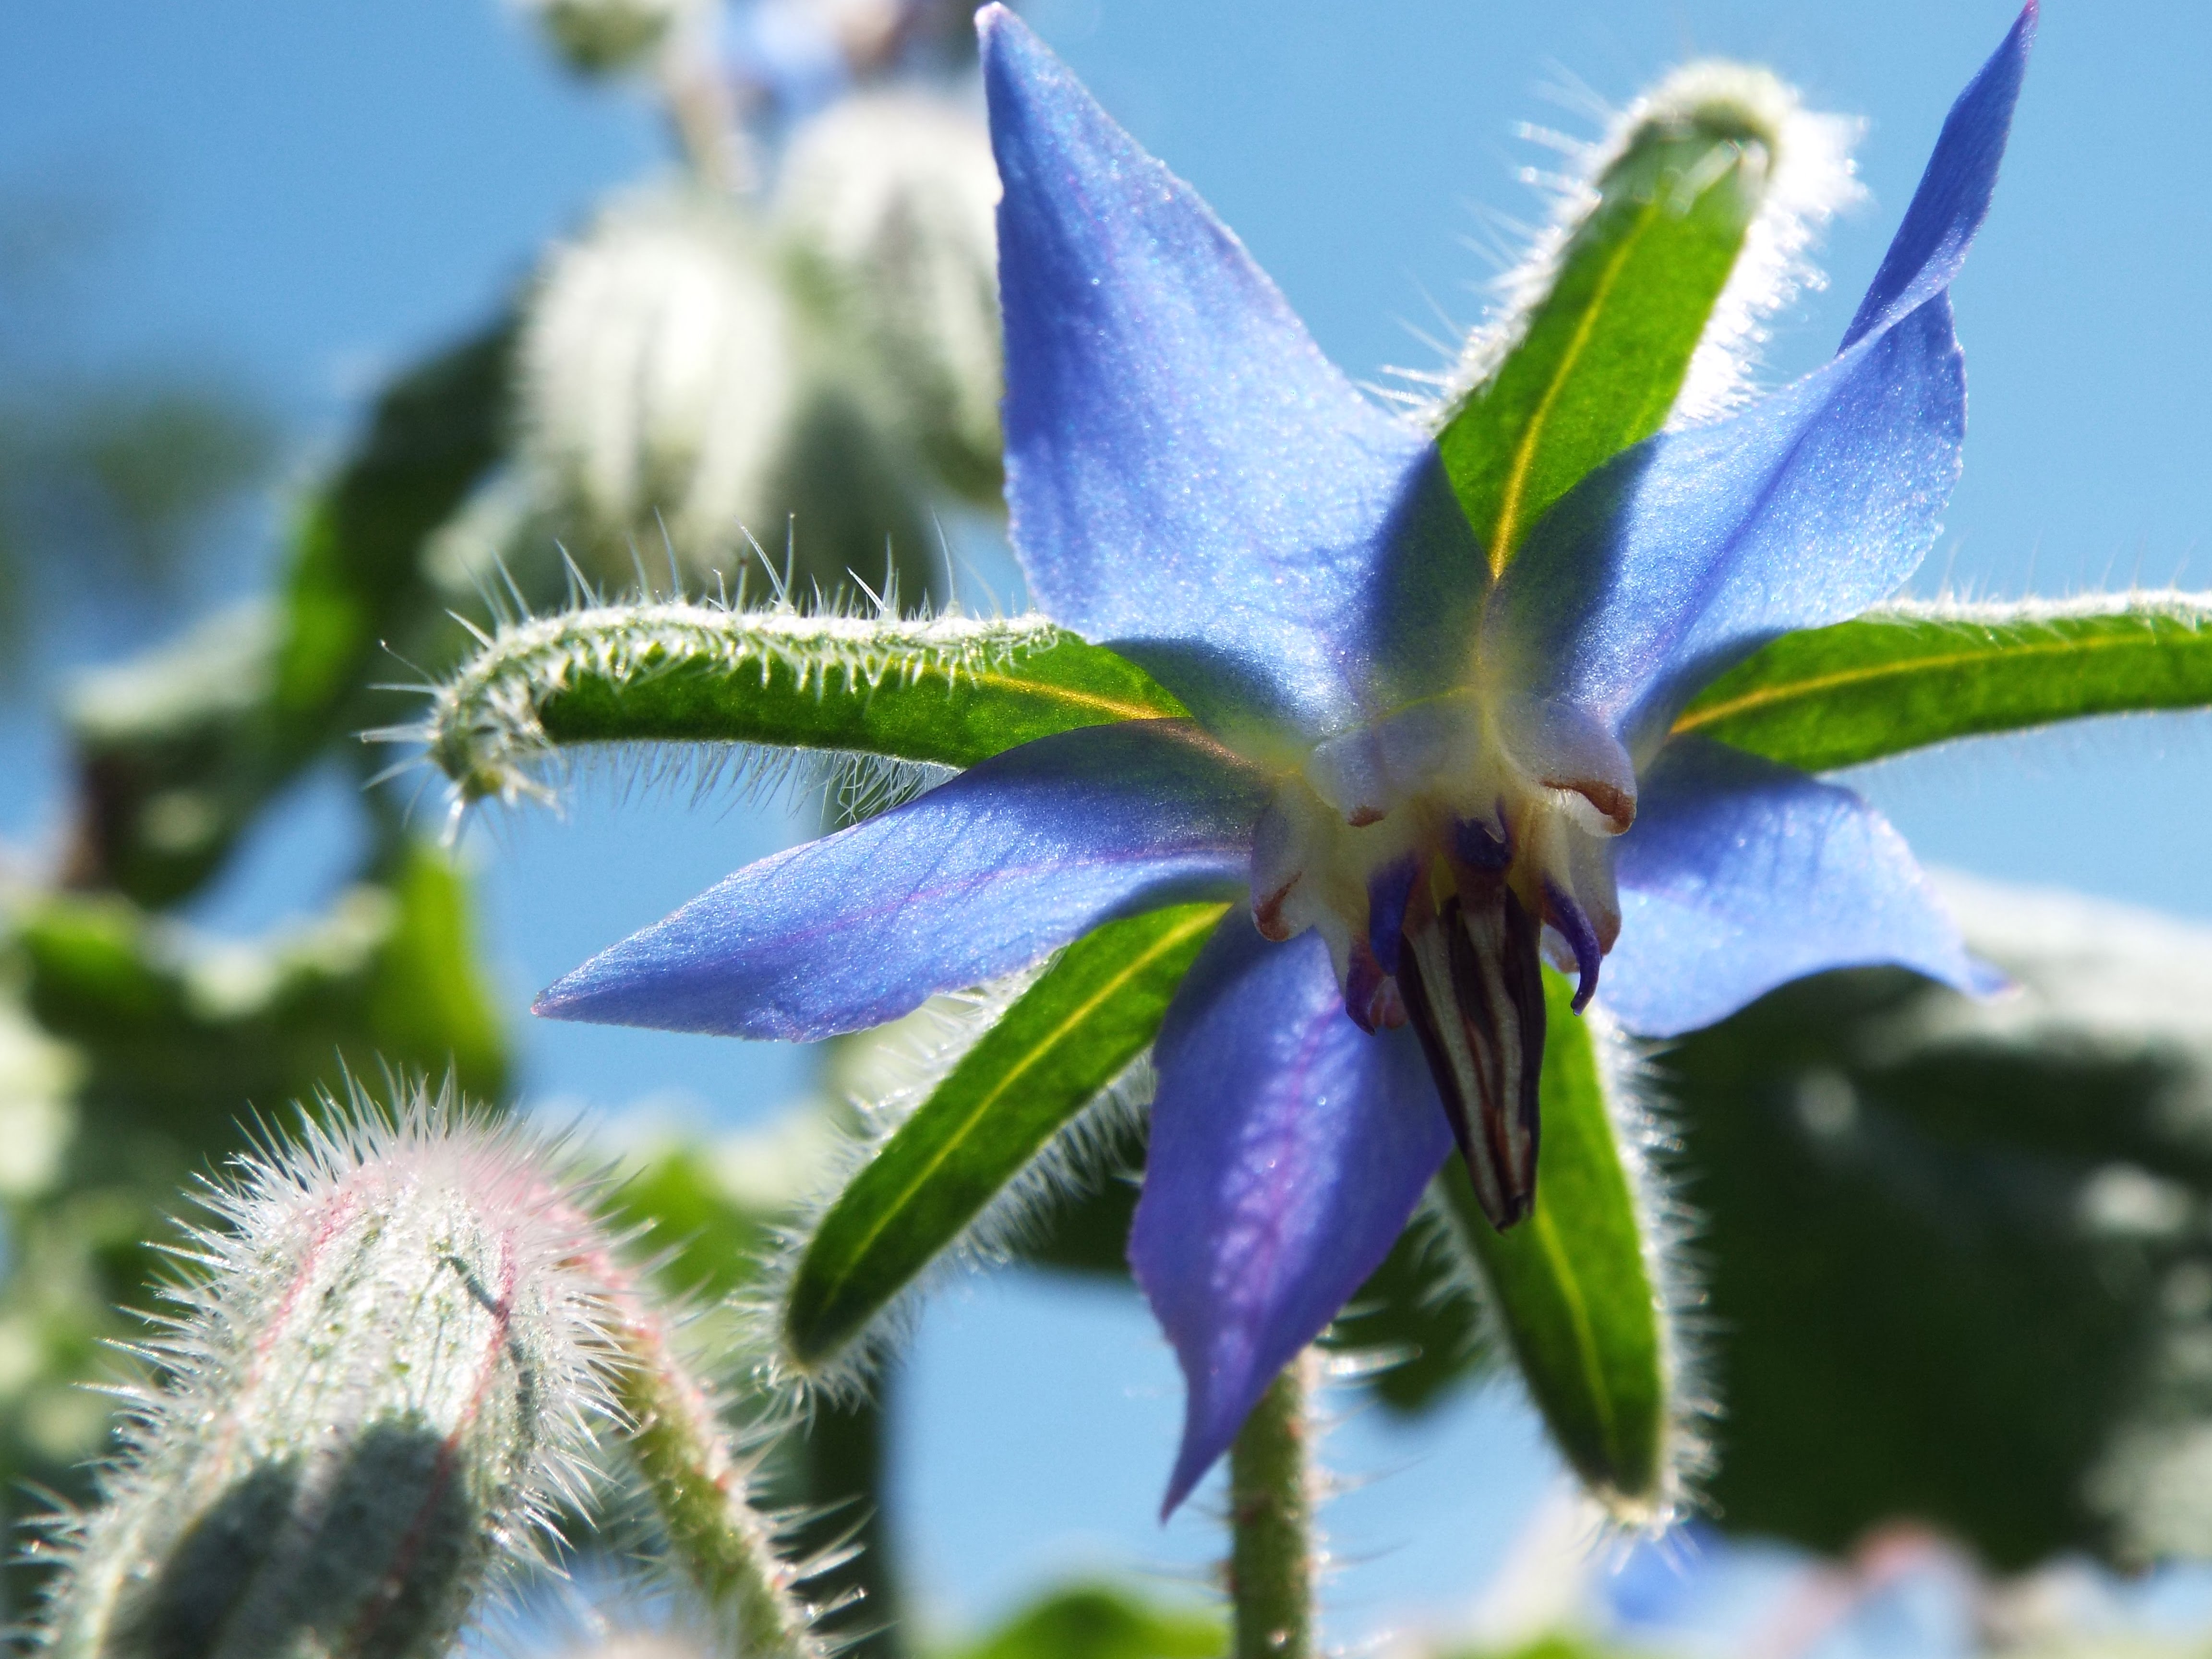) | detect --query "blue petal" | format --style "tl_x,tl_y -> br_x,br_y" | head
535,721 -> 1267,1042
980,6 -> 1486,745
1129,921 -> 1451,1516
1485,6 -> 2032,755
1842,2 -> 2037,350
1600,737 -> 1982,1038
